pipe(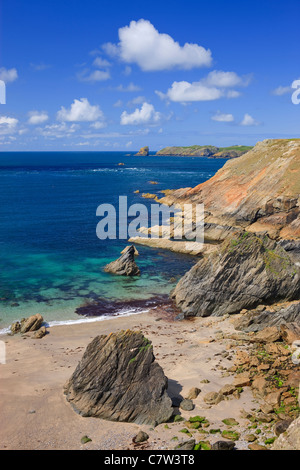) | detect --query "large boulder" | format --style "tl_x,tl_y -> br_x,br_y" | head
172,232 -> 300,318
19,314 -> 44,333
64,330 -> 173,426
104,245 -> 140,276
